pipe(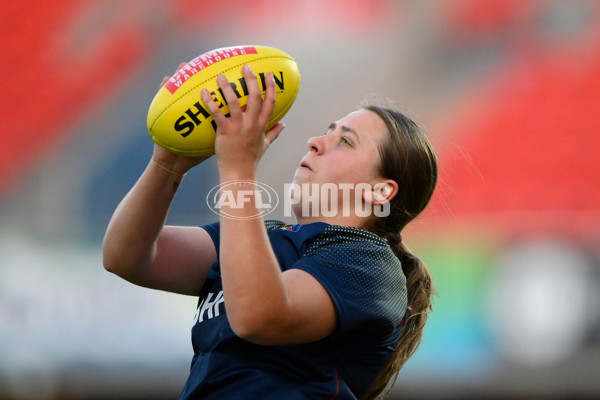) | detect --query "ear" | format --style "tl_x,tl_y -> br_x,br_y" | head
363,179 -> 398,205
